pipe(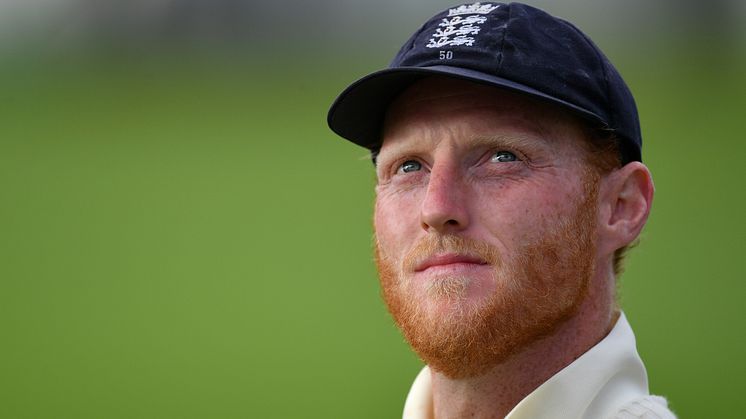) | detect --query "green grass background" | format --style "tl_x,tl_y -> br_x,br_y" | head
1,41 -> 744,418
